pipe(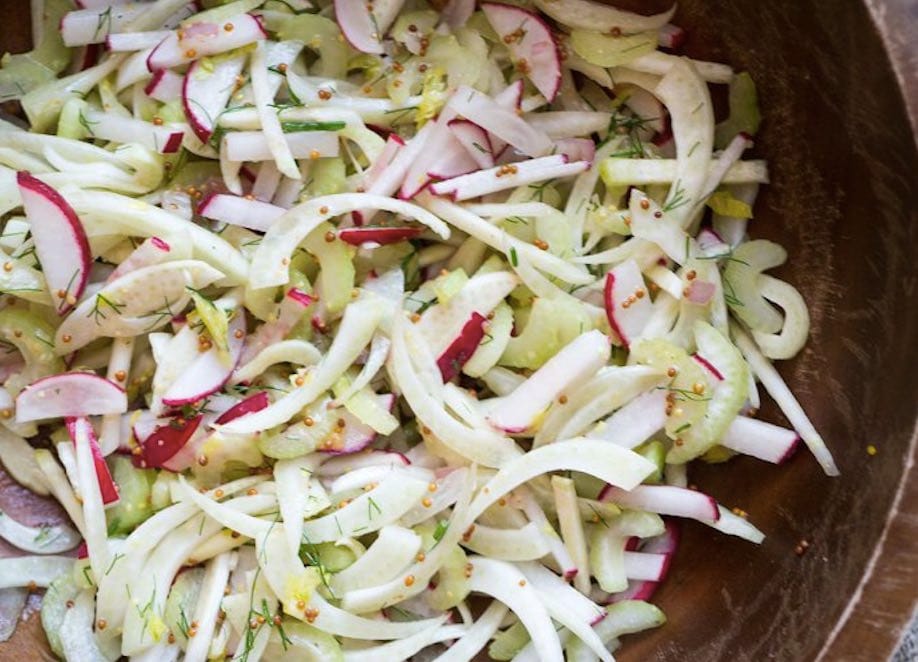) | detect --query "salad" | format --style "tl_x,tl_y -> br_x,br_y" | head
0,0 -> 839,660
